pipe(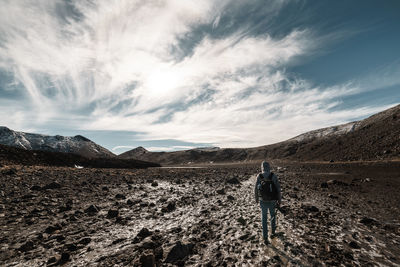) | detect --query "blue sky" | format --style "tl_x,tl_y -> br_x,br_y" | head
0,0 -> 399,154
